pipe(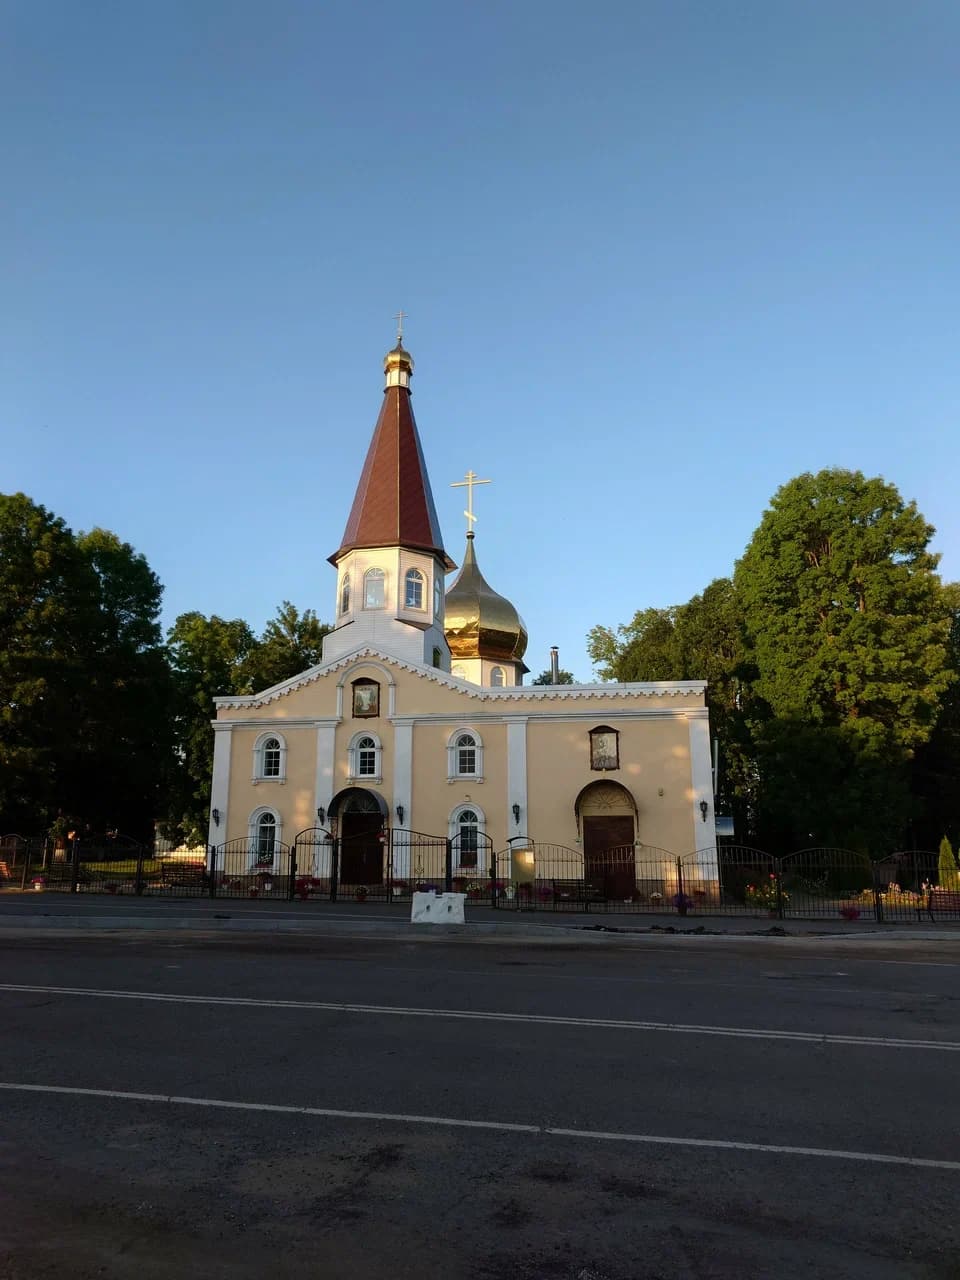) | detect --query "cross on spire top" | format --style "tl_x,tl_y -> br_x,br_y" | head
450,469 -> 491,535
394,309 -> 407,343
